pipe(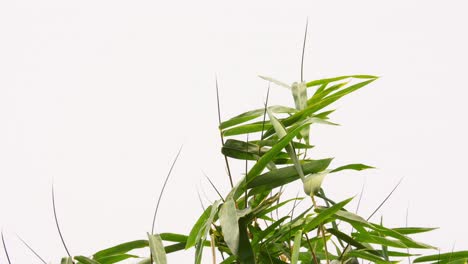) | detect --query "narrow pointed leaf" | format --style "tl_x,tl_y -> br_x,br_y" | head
93,240 -> 148,259
259,75 -> 291,89
306,75 -> 378,87
303,197 -> 353,232
331,164 -> 375,173
291,230 -> 303,264
414,251 -> 468,263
